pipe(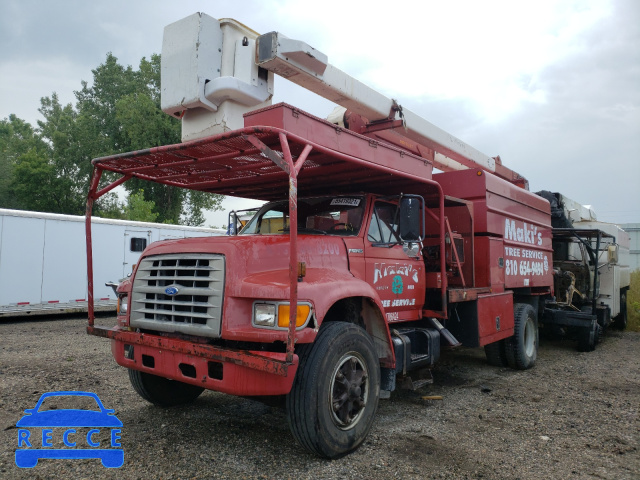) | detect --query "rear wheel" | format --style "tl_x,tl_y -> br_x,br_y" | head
505,304 -> 538,370
484,339 -> 508,367
596,323 -> 603,345
286,322 -> 380,459
128,369 -> 204,407
612,290 -> 628,330
577,320 -> 598,352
